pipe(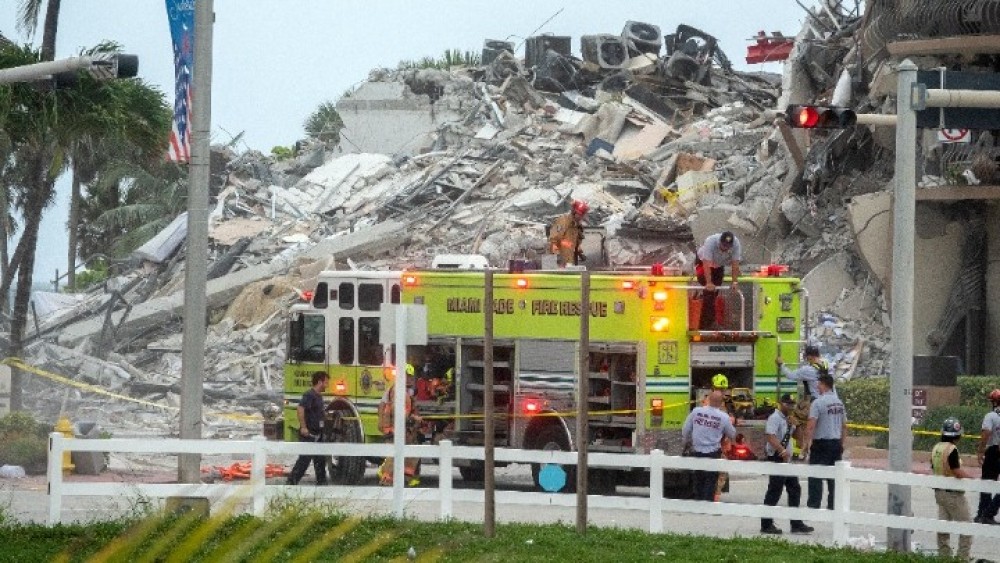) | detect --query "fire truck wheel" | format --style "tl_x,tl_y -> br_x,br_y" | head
323,407 -> 365,485
459,462 -> 485,482
529,425 -> 574,493
588,468 -> 616,495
